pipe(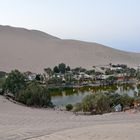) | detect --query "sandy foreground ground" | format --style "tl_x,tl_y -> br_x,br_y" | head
0,95 -> 140,140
